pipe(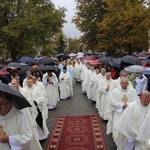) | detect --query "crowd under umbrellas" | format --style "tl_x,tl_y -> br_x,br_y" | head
0,52 -> 150,149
